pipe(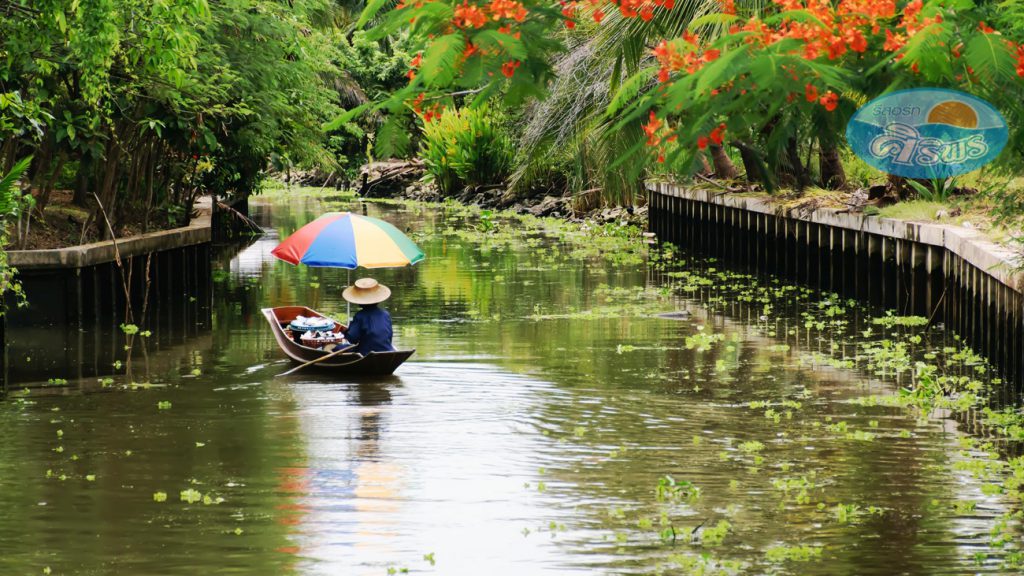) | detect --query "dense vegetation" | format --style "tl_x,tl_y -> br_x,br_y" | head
0,0 -> 395,243
4,0 -> 1024,260
354,0 -> 1024,209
